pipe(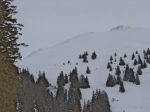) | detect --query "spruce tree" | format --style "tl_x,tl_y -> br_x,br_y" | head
86,66 -> 91,74
131,53 -> 135,60
124,53 -> 127,58
143,60 -> 147,68
123,64 -> 130,81
119,57 -> 125,66
107,62 -> 111,69
114,52 -> 117,57
115,66 -> 121,76
79,55 -> 82,59
65,74 -> 69,84
143,49 -> 146,54
0,1 -> 24,111
135,74 -> 140,85
0,0 -> 26,62
57,71 -> 65,87
129,68 -> 135,82
133,59 -> 138,66
147,48 -> 150,55
119,80 -> 125,93
144,53 -> 148,60
114,58 -> 117,62
138,55 -> 143,68
116,75 -> 121,84
91,51 -> 97,60
137,66 -> 142,75
107,62 -> 112,71
106,74 -> 115,87
83,56 -> 88,63
85,76 -> 90,88
37,72 -> 49,87
110,56 -> 113,61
